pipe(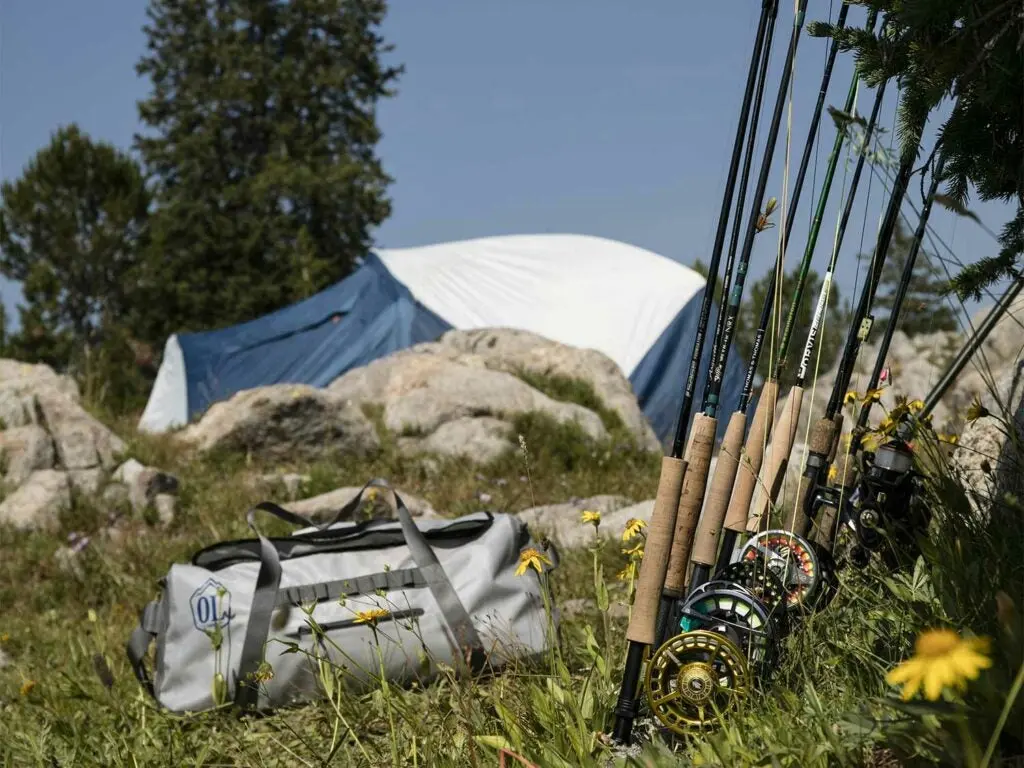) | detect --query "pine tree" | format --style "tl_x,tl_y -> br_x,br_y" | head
0,124 -> 149,369
809,0 -> 1024,300
130,0 -> 402,346
859,218 -> 957,338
